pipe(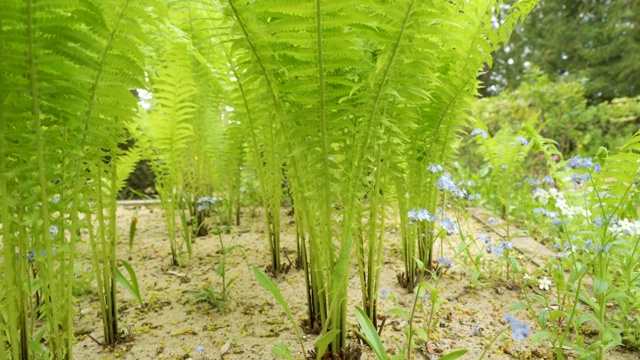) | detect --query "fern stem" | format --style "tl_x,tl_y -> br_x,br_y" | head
314,0 -> 333,268
0,45 -> 24,359
226,1 -> 283,273
27,0 -> 65,356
